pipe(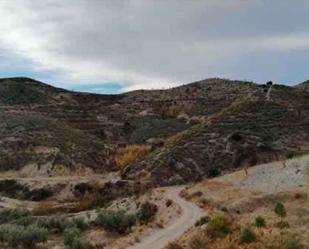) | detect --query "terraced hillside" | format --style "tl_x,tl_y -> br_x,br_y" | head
0,77 -> 309,183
